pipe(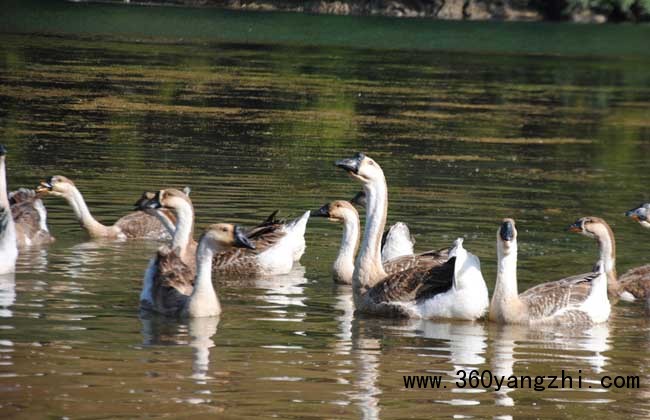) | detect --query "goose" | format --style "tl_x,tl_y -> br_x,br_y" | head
140,223 -> 255,318
616,207 -> 650,302
626,203 -> 650,229
9,188 -> 55,247
311,200 -> 447,285
489,218 -> 610,326
132,186 -> 190,238
569,215 -> 650,303
36,175 -> 172,241
335,152 -> 488,320
138,188 -> 309,276
566,216 -> 621,302
0,145 -> 18,274
350,190 -> 415,262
